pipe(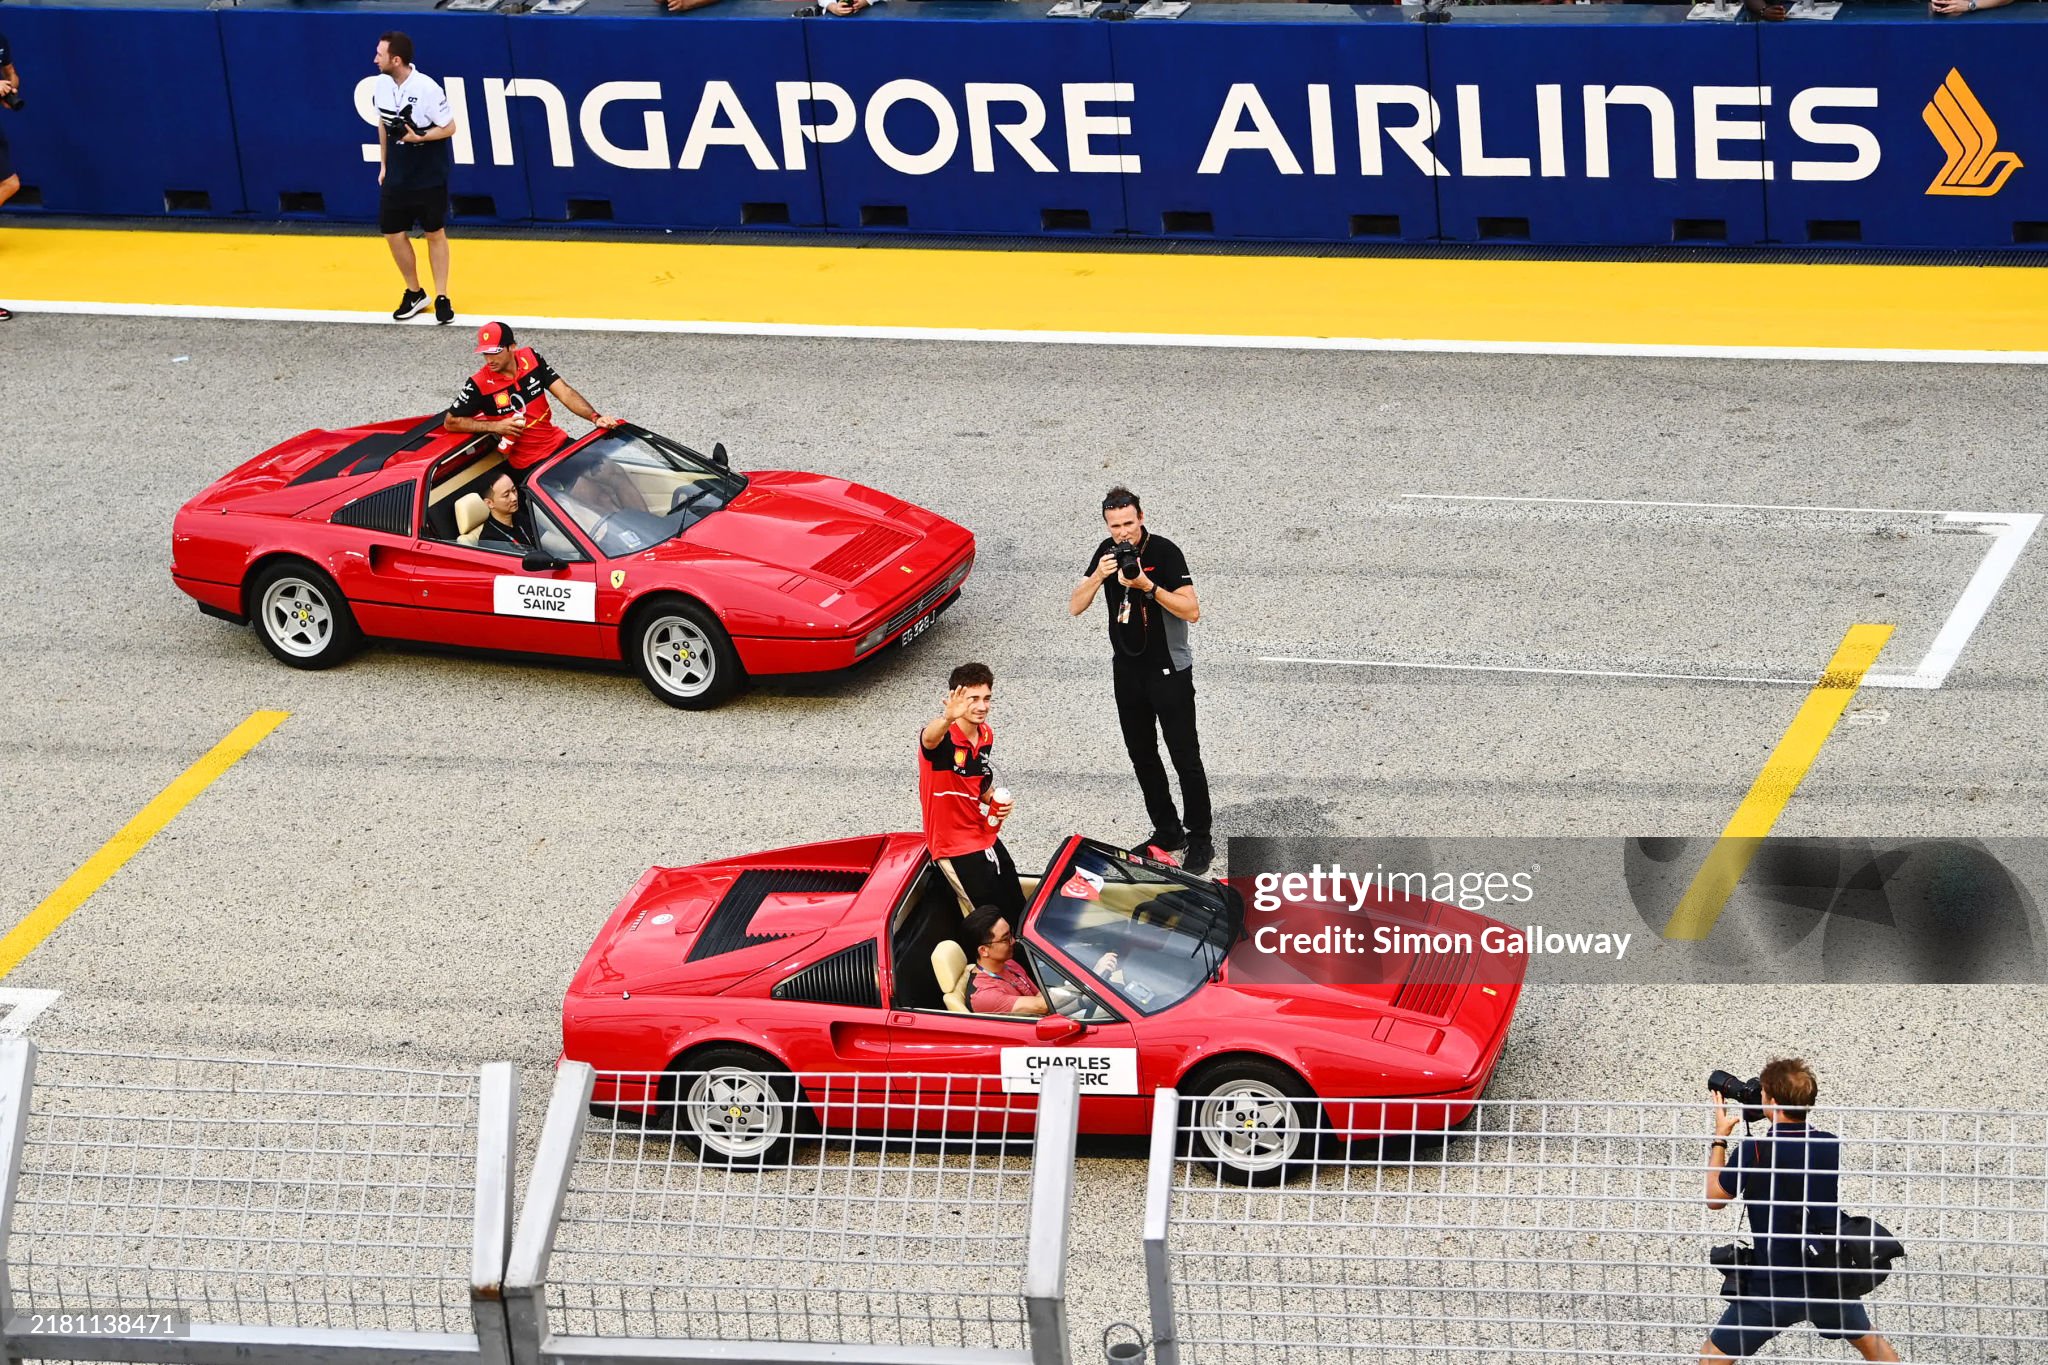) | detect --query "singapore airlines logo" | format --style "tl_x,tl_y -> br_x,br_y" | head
1923,69 -> 2021,196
